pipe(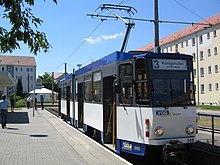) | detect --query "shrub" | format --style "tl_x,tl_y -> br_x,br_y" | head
16,99 -> 26,107
15,95 -> 22,101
